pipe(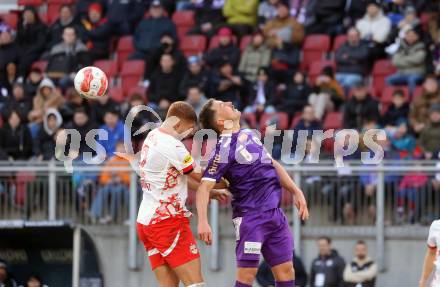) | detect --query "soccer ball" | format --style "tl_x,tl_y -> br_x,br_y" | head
74,66 -> 108,99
